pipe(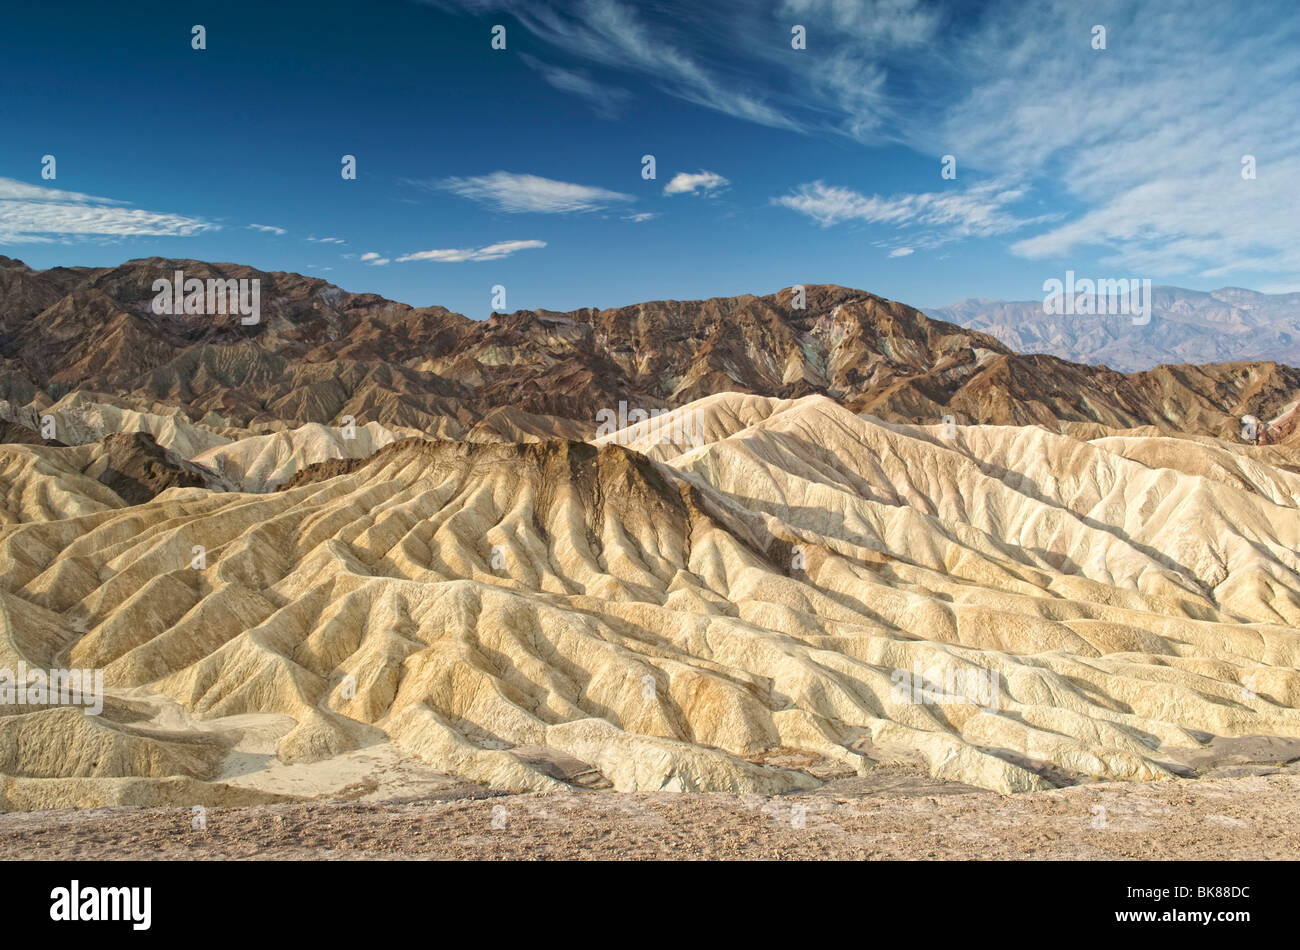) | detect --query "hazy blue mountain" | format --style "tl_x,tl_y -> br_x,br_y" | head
932,287 -> 1300,371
